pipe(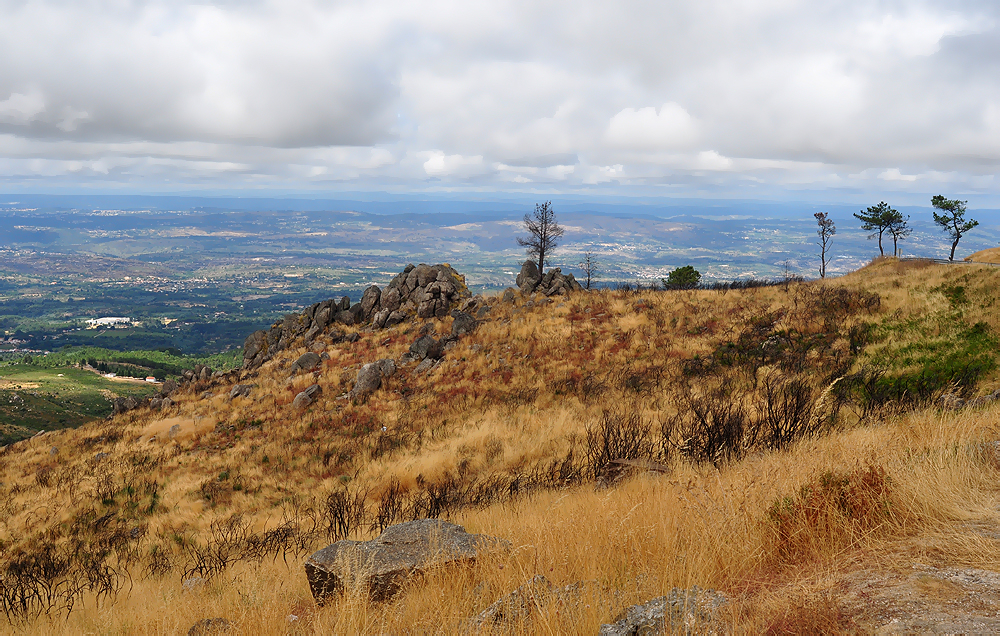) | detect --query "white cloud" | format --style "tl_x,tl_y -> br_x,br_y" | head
0,91 -> 45,125
420,151 -> 483,177
606,103 -> 698,150
879,168 -> 918,182
694,150 -> 733,171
